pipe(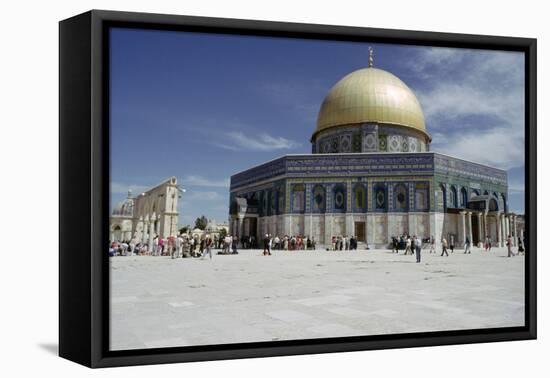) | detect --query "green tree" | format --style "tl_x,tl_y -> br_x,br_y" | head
179,225 -> 191,234
194,215 -> 208,230
218,227 -> 227,240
